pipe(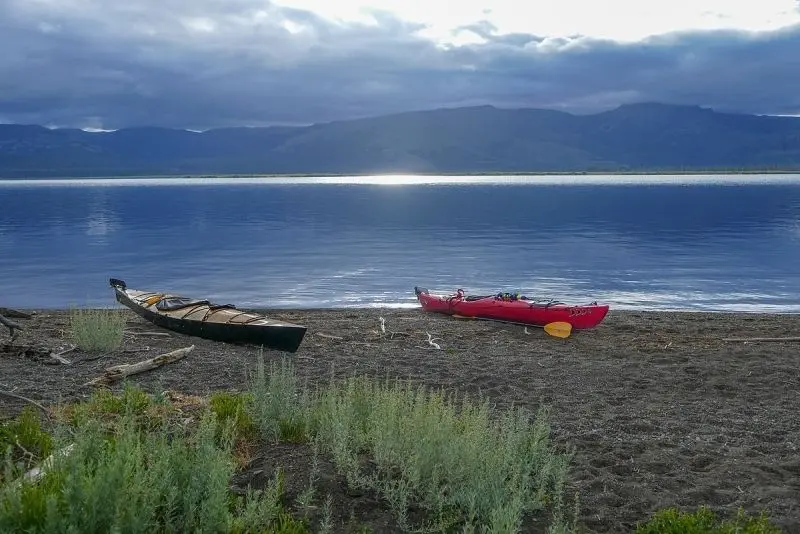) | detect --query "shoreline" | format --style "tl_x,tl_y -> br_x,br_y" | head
2,307 -> 799,531
2,169 -> 800,180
